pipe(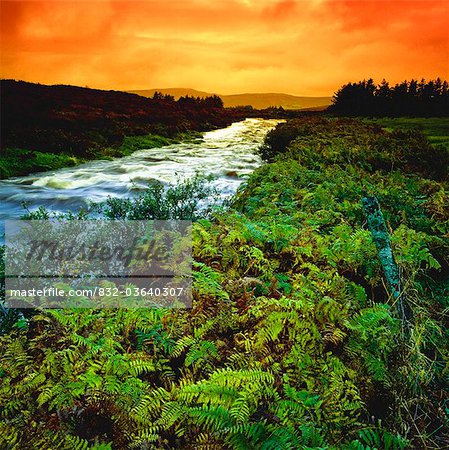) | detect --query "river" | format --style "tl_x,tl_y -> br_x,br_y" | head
0,118 -> 281,221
